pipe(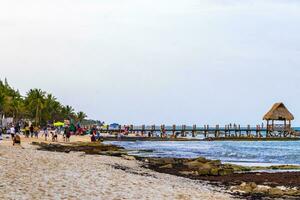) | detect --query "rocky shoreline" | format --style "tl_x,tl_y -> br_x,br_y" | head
137,157 -> 300,199
32,141 -> 300,199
